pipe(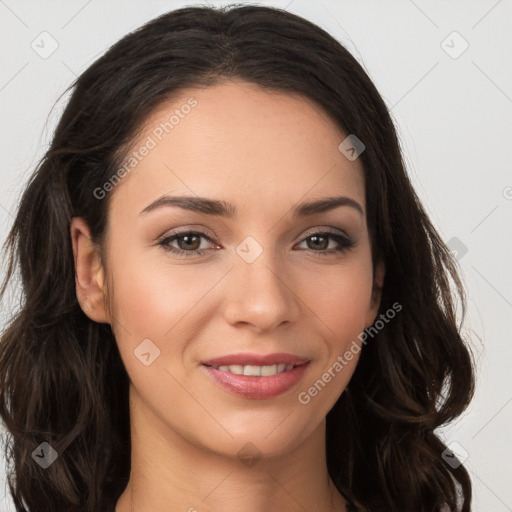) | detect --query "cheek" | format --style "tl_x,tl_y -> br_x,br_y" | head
105,250 -> 234,389
302,259 -> 374,343
108,244 -> 374,351
295,262 -> 373,415
107,244 -> 225,341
